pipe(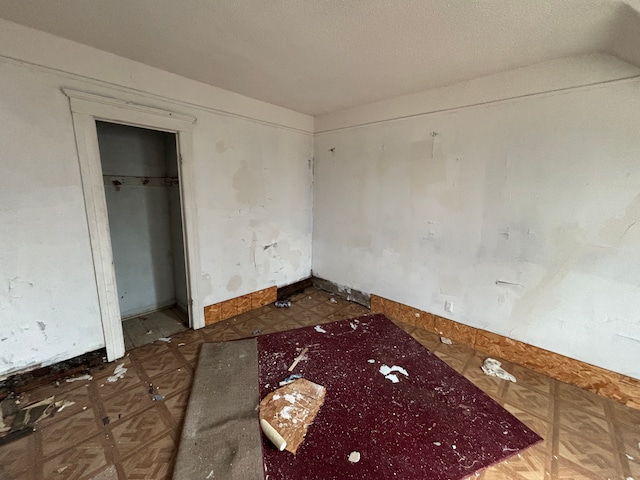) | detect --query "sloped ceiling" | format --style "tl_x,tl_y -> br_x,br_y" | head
0,0 -> 639,115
